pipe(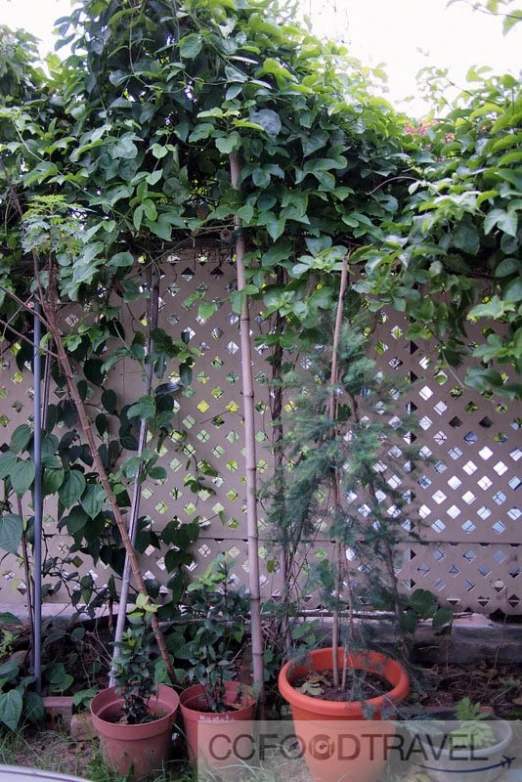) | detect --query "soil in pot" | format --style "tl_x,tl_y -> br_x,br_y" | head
292,669 -> 391,703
